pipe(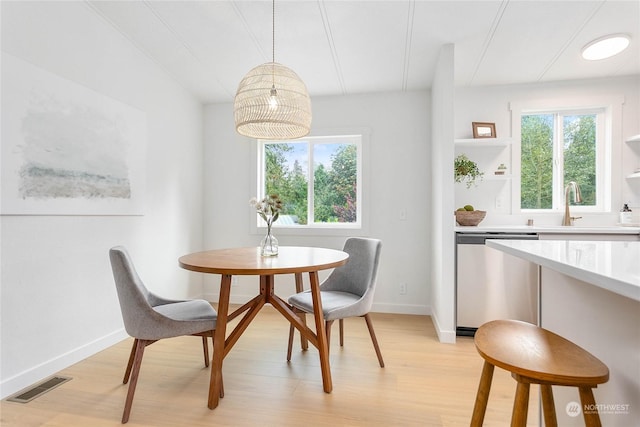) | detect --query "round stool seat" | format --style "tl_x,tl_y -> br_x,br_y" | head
475,319 -> 609,386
